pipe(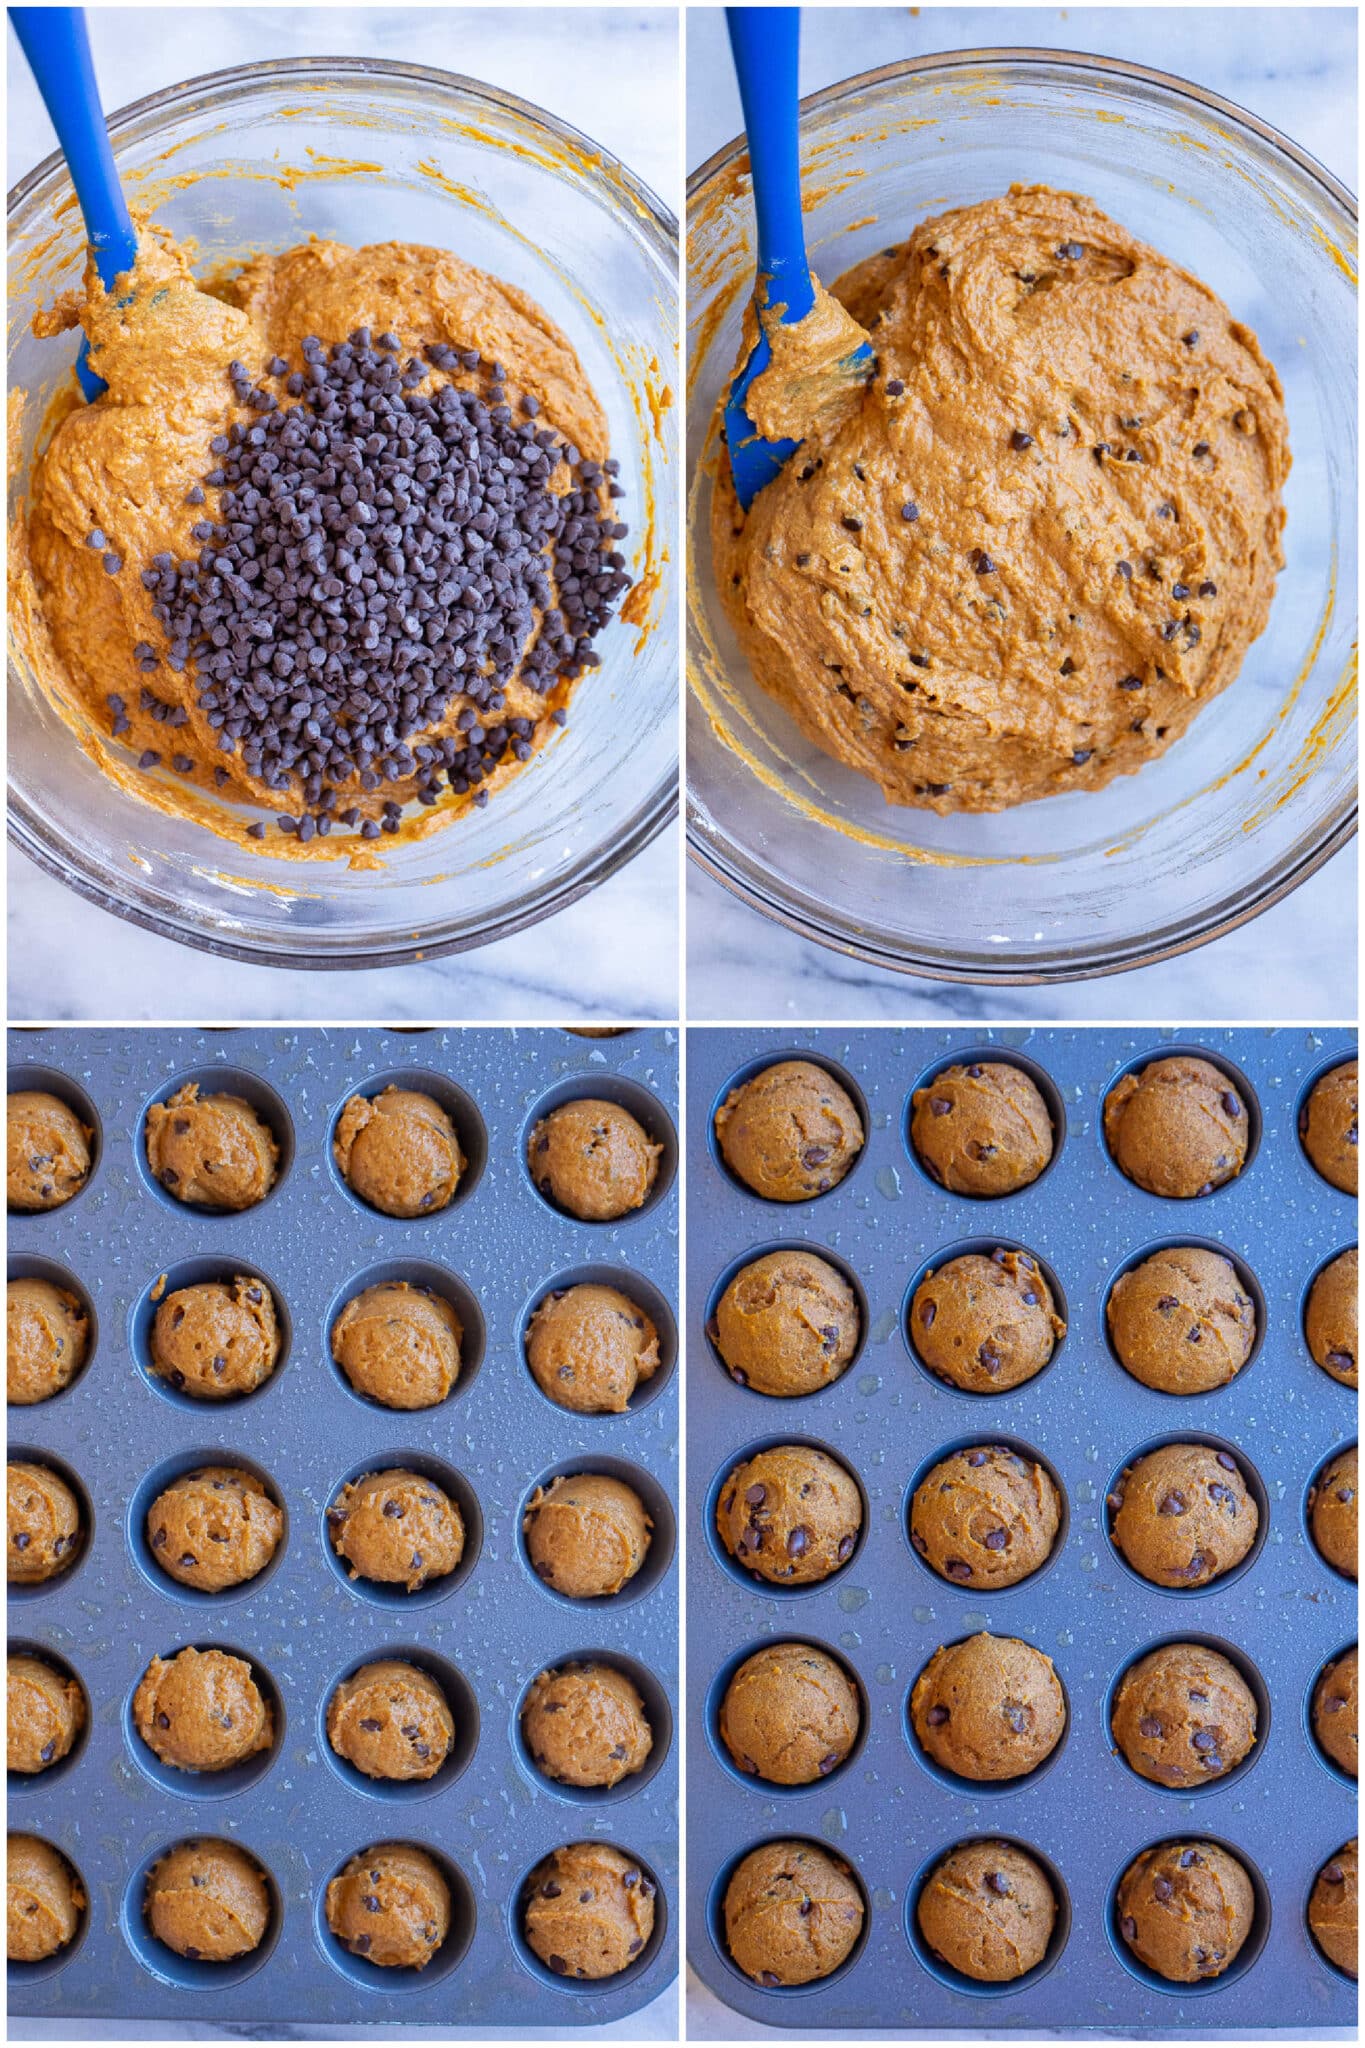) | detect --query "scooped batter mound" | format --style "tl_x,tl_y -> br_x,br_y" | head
145,1838 -> 271,1963
327,1659 -> 455,1781
523,1841 -> 655,1980
19,232 -> 631,856
149,1275 -> 280,1400
326,1842 -> 450,1970
133,1646 -> 273,1774
146,1464 -> 283,1594
6,1277 -> 90,1405
714,186 -> 1288,811
7,1835 -> 85,1963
